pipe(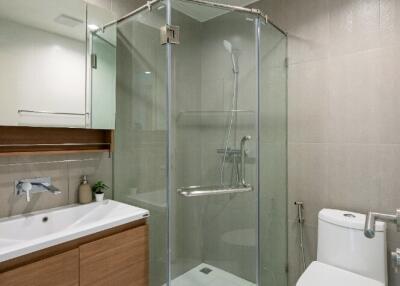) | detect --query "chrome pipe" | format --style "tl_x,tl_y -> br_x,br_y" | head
364,209 -> 400,238
97,0 -> 289,35
240,135 -> 251,186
